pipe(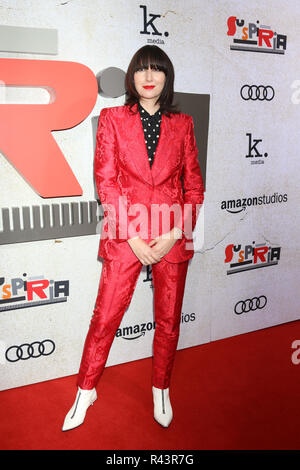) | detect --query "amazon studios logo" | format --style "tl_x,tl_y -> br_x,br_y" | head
116,312 -> 196,341
0,273 -> 69,312
221,192 -> 288,214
